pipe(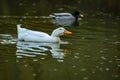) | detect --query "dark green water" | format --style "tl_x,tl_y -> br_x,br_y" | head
0,16 -> 120,80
